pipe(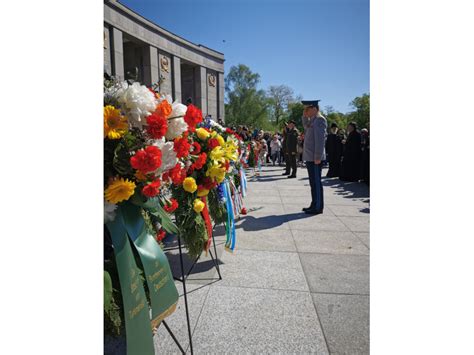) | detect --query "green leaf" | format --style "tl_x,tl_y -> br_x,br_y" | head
104,270 -> 113,313
147,201 -> 179,235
